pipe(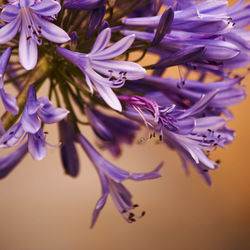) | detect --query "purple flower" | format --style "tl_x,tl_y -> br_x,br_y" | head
77,134 -> 163,227
86,106 -> 139,157
0,85 -> 69,160
0,0 -> 70,70
0,47 -> 18,115
120,91 -> 234,185
56,28 -> 146,111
